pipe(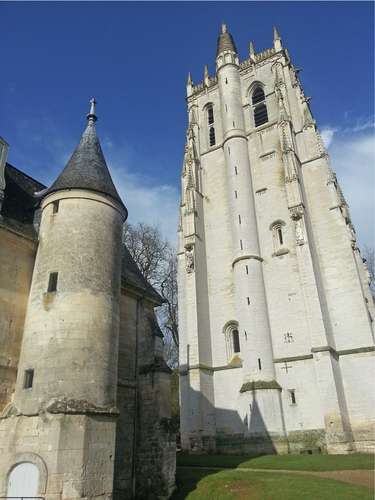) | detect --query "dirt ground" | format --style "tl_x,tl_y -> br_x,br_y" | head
310,470 -> 374,489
